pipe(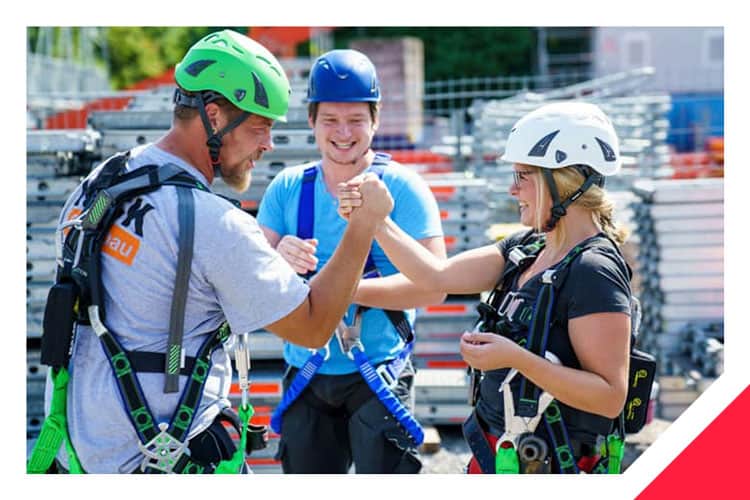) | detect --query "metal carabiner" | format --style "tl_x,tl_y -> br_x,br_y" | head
234,332 -> 251,409
57,215 -> 86,268
497,351 -> 561,448
309,341 -> 331,362
334,311 -> 363,360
